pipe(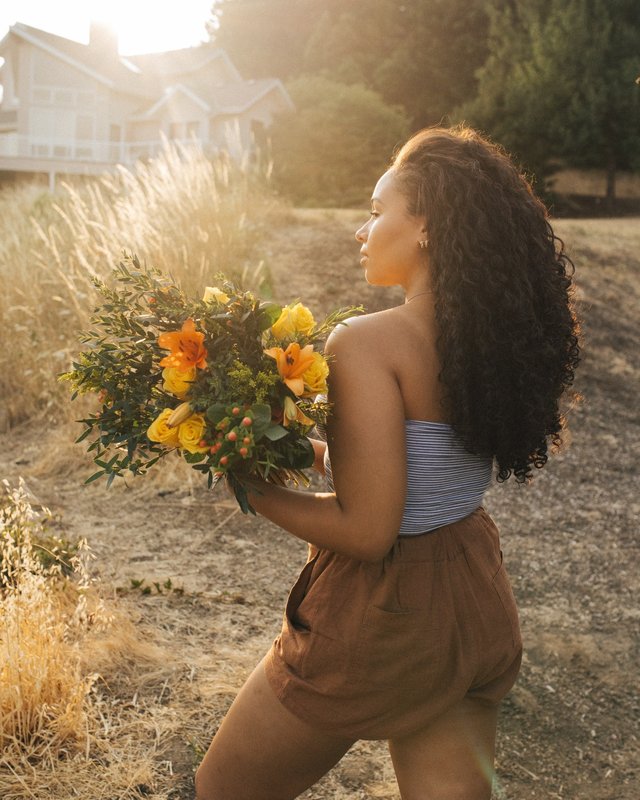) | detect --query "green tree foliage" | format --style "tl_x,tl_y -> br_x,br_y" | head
208,0 -> 316,79
268,77 -> 410,207
459,0 -> 640,198
211,0 -> 639,205
210,0 -> 489,126
303,0 -> 490,127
